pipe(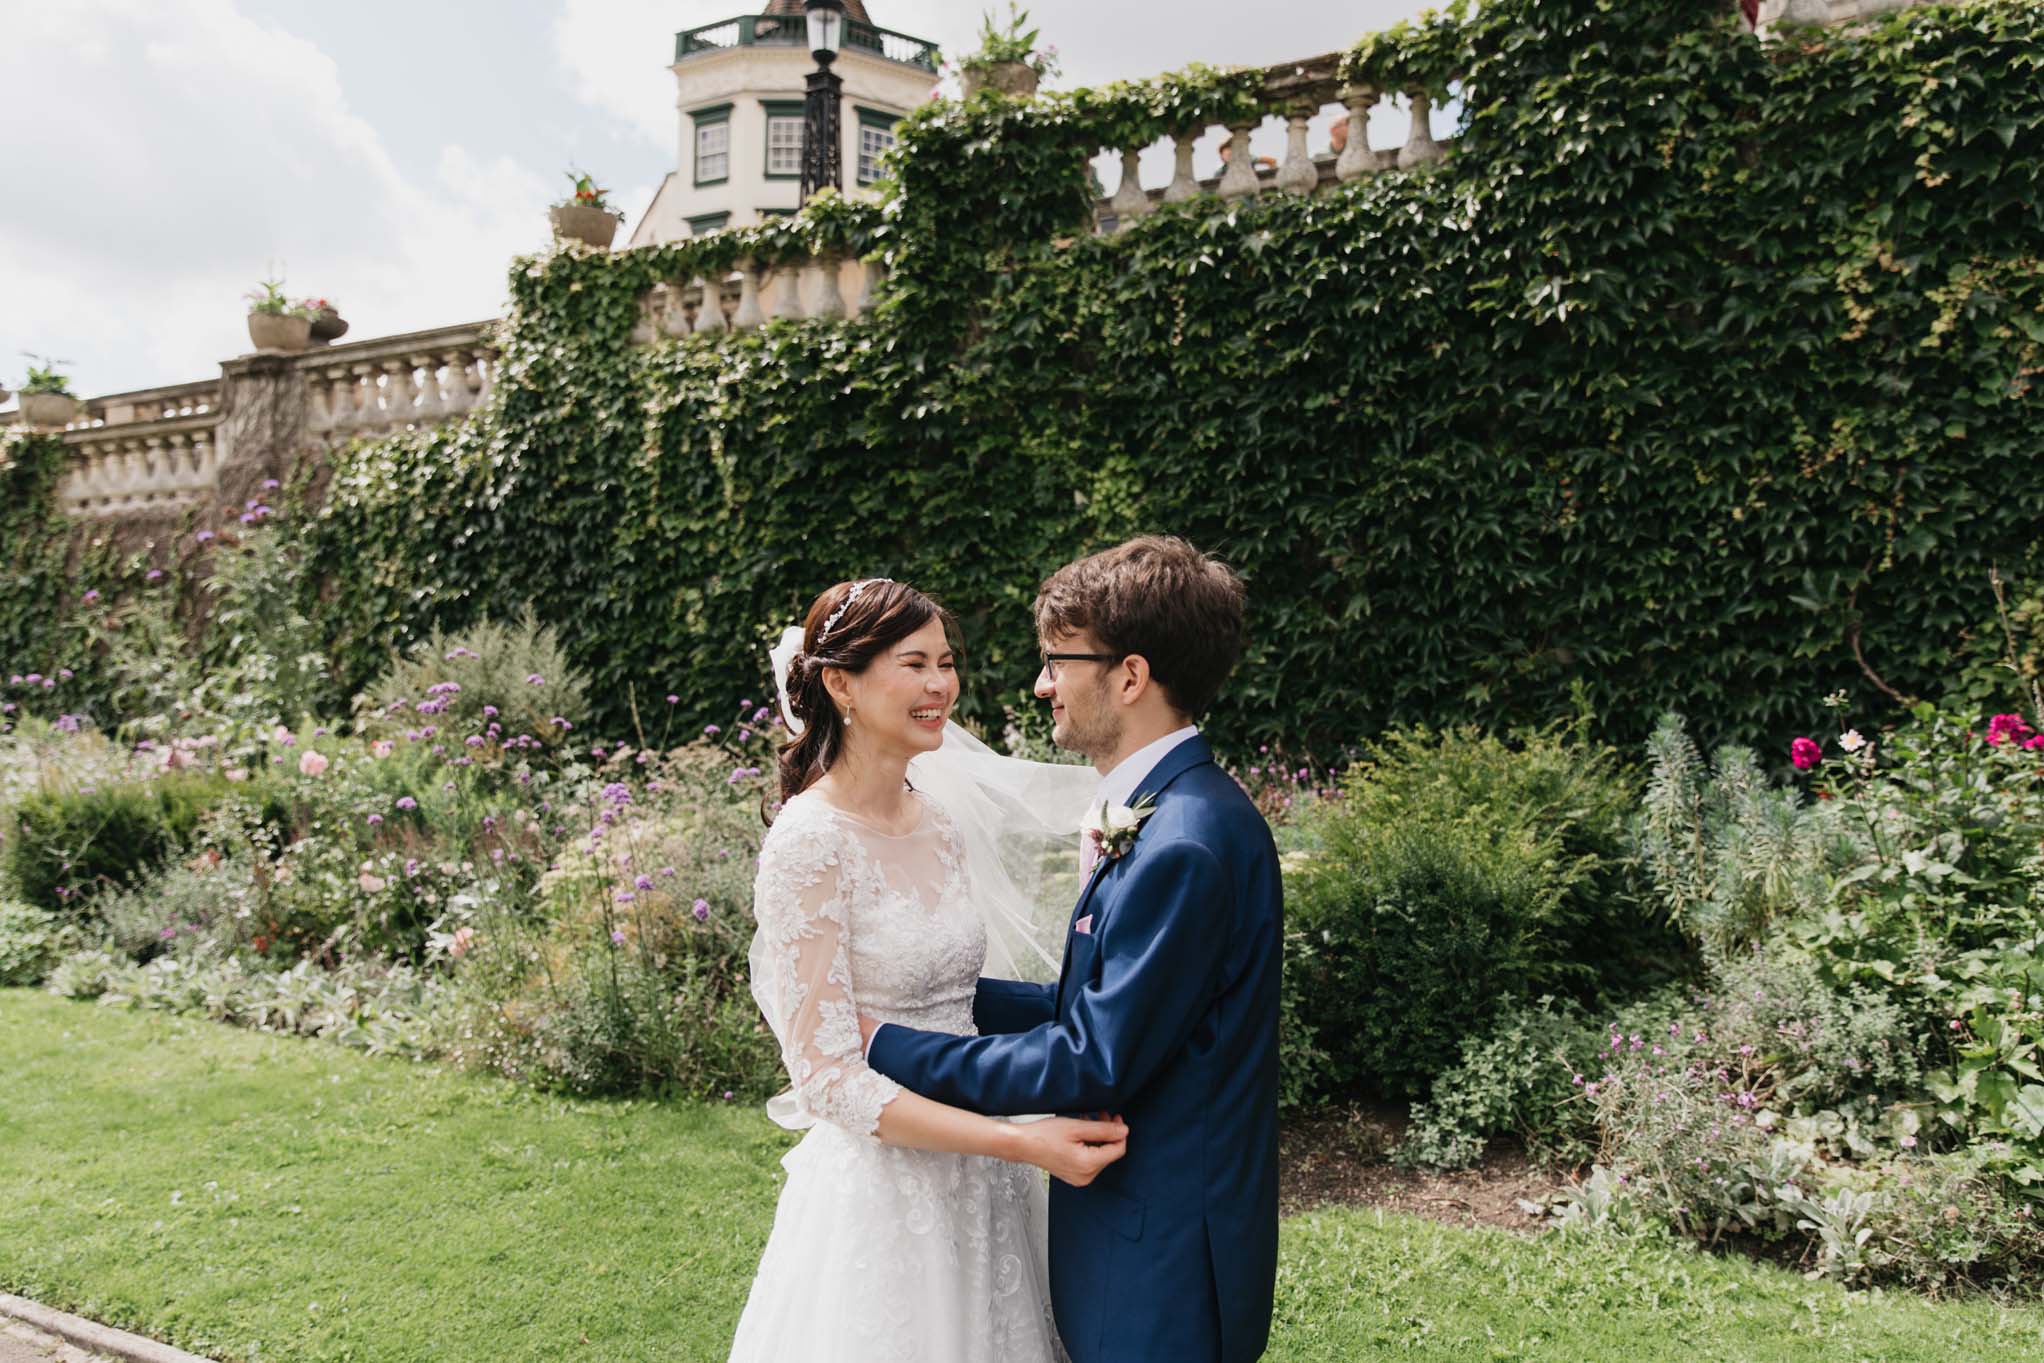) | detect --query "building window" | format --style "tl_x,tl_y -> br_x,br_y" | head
855,108 -> 899,186
691,104 -> 732,186
762,100 -> 806,180
687,212 -> 732,236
